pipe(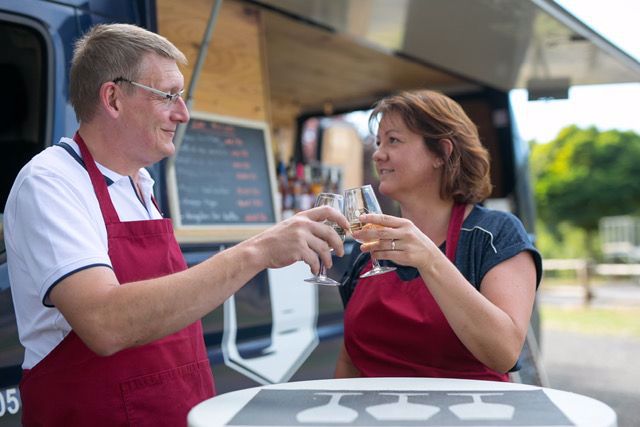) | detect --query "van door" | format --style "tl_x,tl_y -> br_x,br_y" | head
0,8 -> 53,426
